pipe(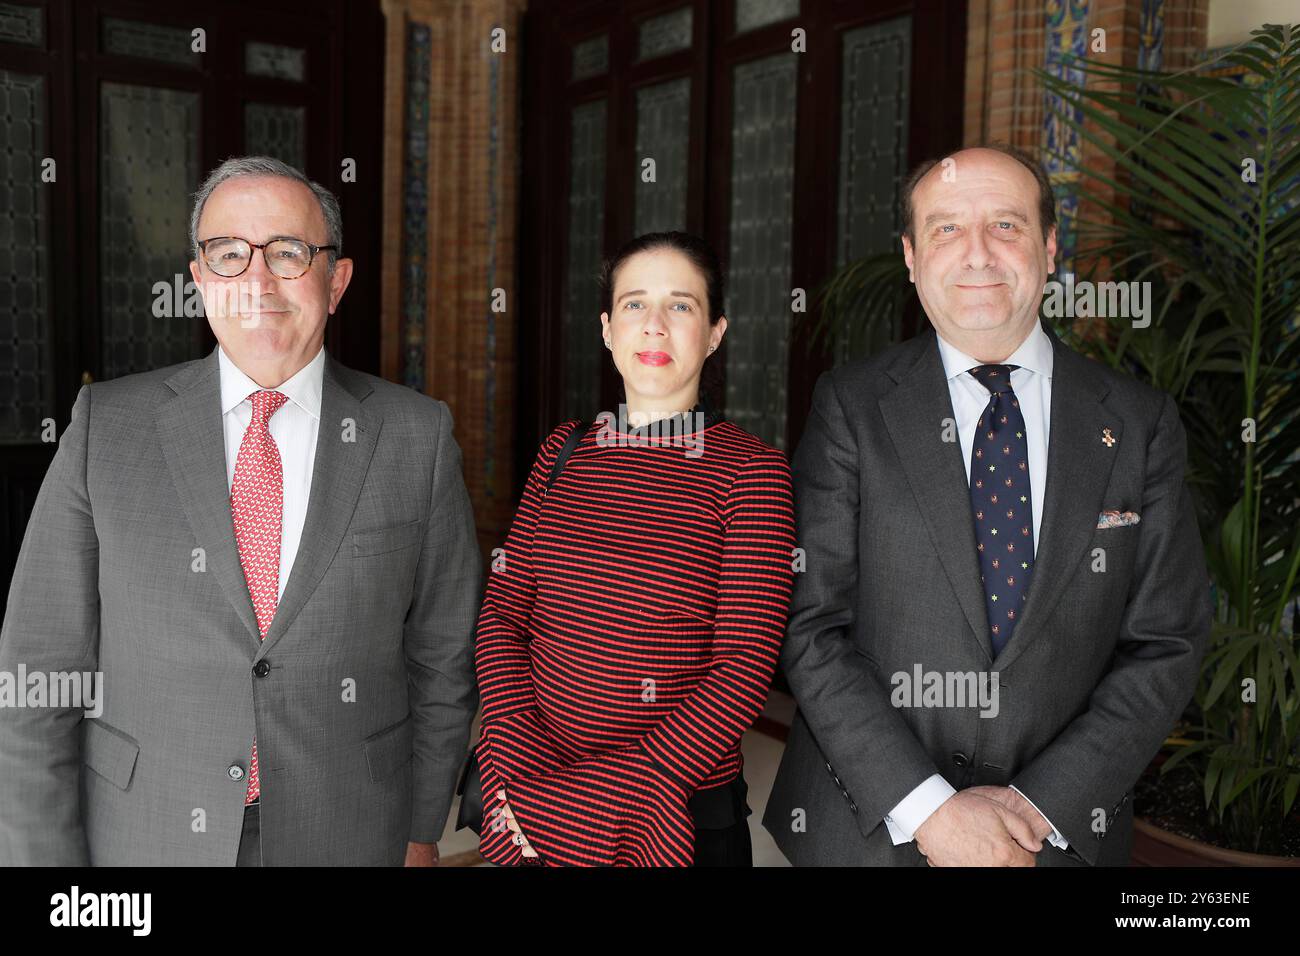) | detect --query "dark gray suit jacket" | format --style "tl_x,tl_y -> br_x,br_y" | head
0,348 -> 482,865
763,321 -> 1211,866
